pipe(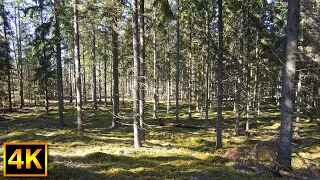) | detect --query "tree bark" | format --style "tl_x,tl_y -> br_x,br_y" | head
277,0 -> 300,170
92,28 -> 98,110
188,19 -> 192,120
295,72 -> 302,136
16,6 -> 23,109
83,46 -> 87,103
153,14 -> 158,120
1,3 -> 12,112
139,0 -> 145,141
74,0 -> 83,132
132,0 -> 142,148
216,0 -> 223,149
55,0 -> 64,127
69,62 -> 73,102
175,0 -> 180,123
205,11 -> 210,127
111,17 -> 119,129
104,41 -> 108,107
